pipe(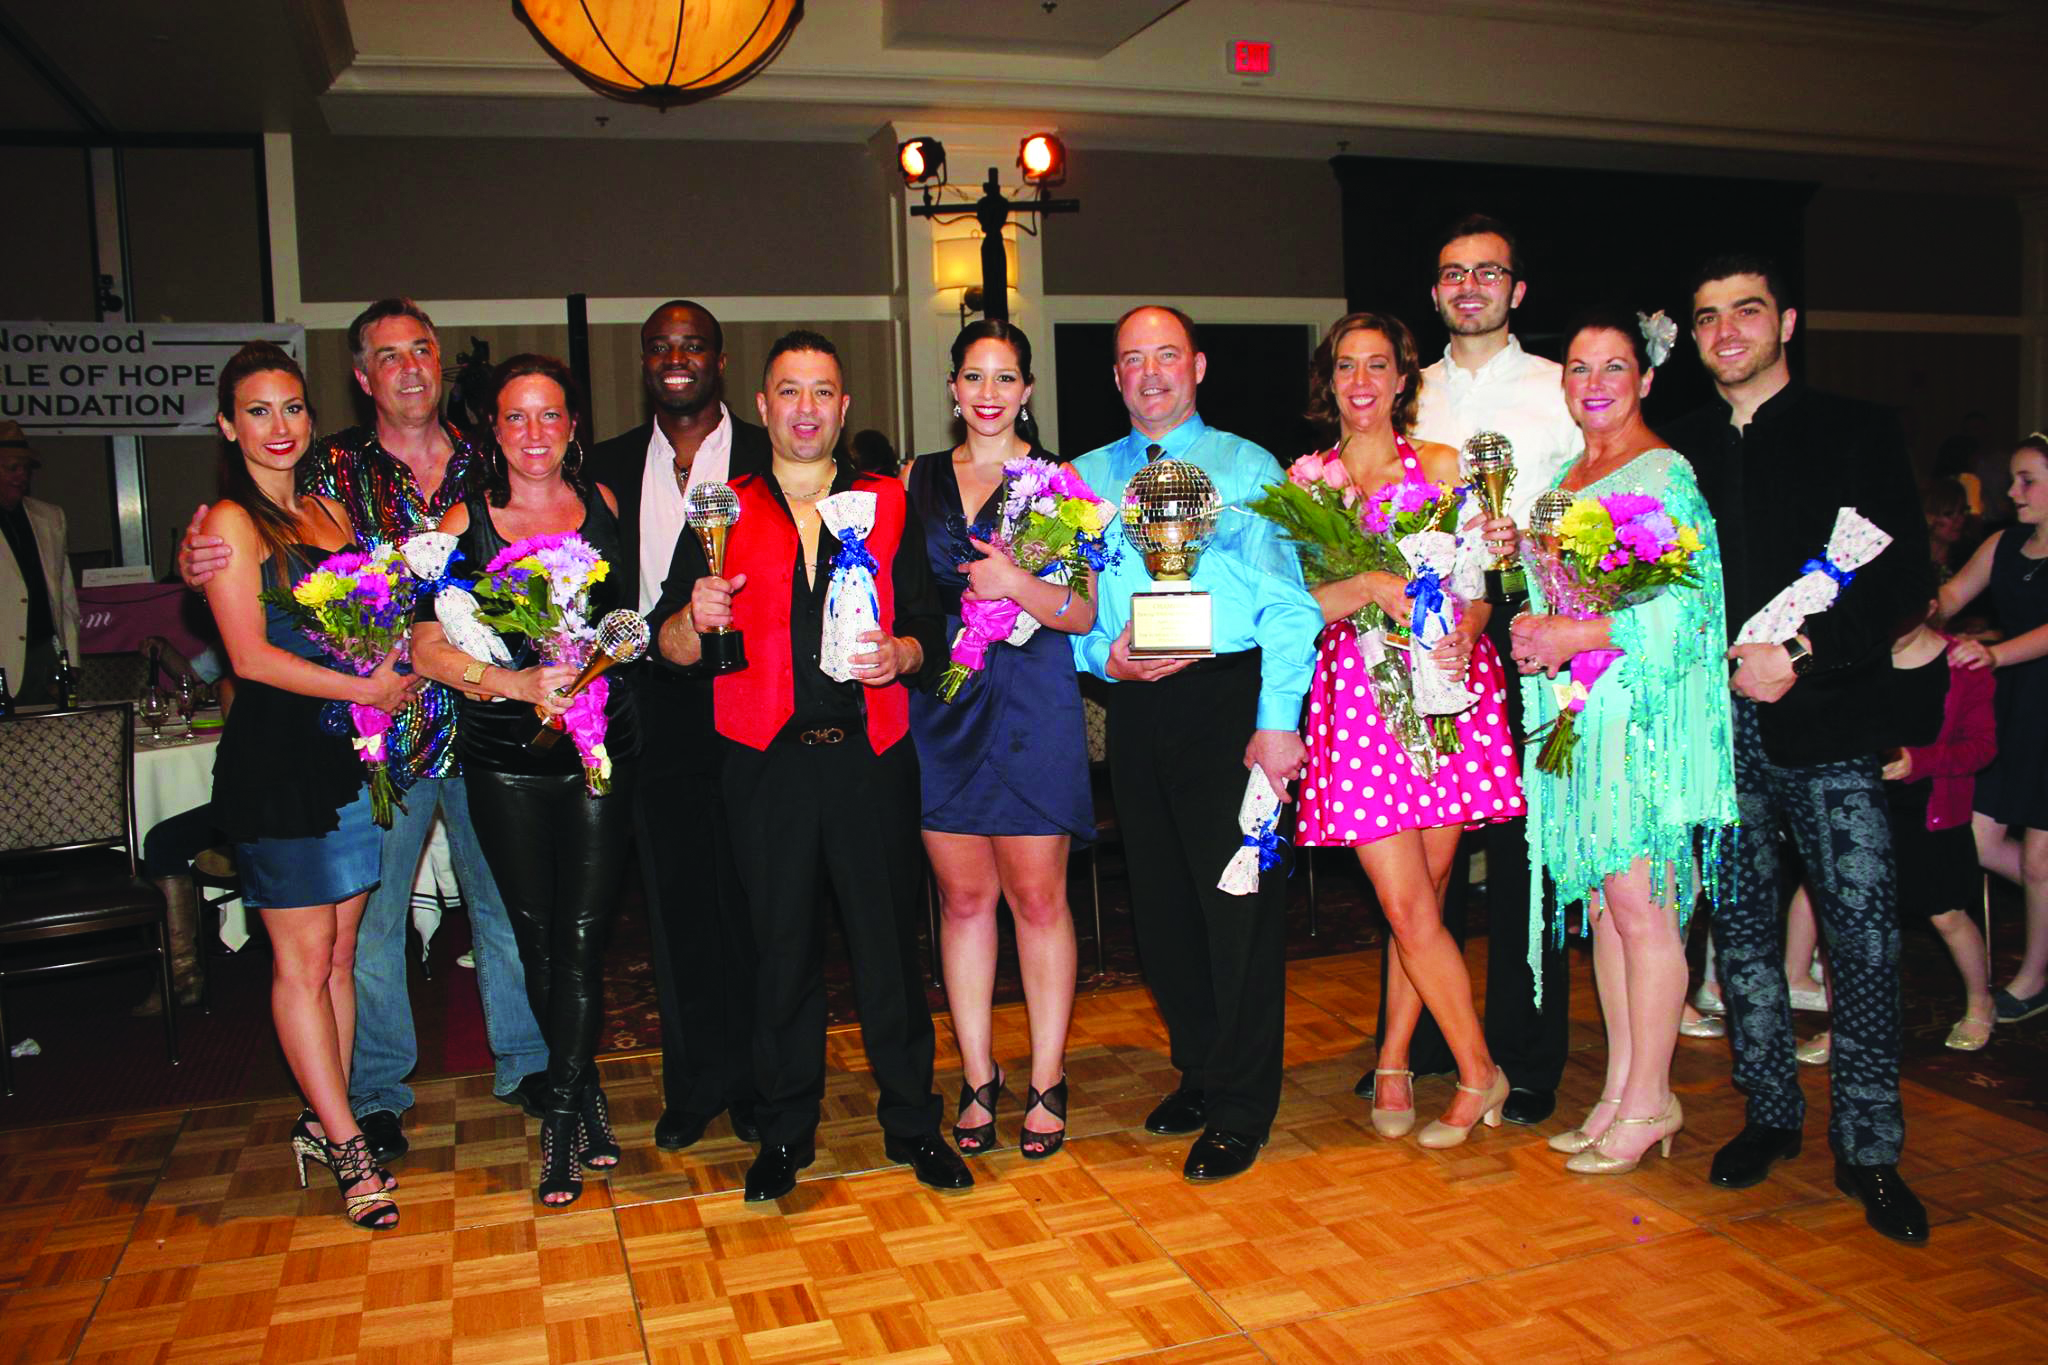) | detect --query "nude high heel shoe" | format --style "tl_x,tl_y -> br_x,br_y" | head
1417,1068 -> 1509,1150
1564,1096 -> 1683,1175
1369,1068 -> 1415,1139
1546,1096 -> 1620,1154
